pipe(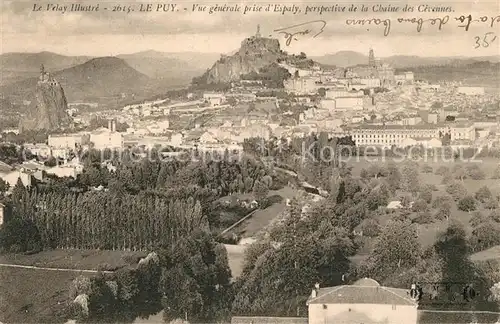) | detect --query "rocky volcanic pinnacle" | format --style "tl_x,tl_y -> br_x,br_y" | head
19,67 -> 71,132
203,31 -> 284,84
